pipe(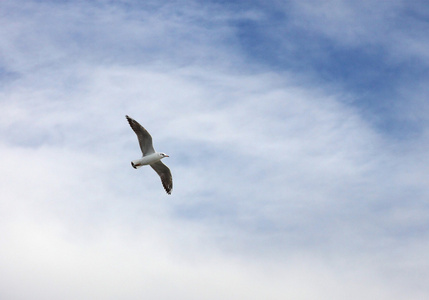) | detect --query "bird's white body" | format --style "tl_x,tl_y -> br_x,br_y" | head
131,152 -> 166,169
